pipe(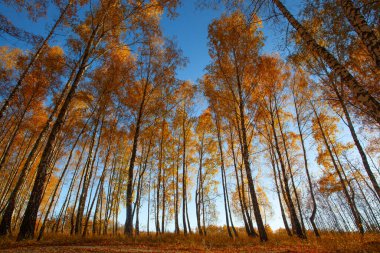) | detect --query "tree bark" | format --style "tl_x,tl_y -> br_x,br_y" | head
124,77 -> 148,236
214,114 -> 233,238
269,145 -> 292,236
272,0 -> 380,124
311,102 -> 364,234
228,125 -> 250,236
182,108 -> 188,235
339,0 -> 380,67
17,23 -> 100,240
75,113 -> 103,234
195,133 -> 204,235
332,84 -> 380,199
236,77 -> 268,241
269,100 -> 304,239
291,88 -> 320,237
0,64 -> 77,236
37,120 -> 87,240
174,134 -> 180,234
274,98 -> 306,236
